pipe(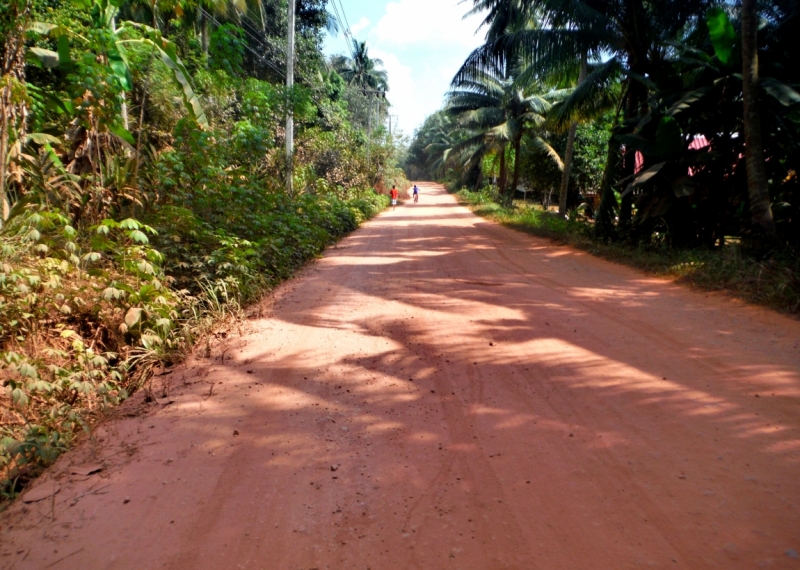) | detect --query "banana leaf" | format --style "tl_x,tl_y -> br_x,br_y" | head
119,22 -> 208,129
